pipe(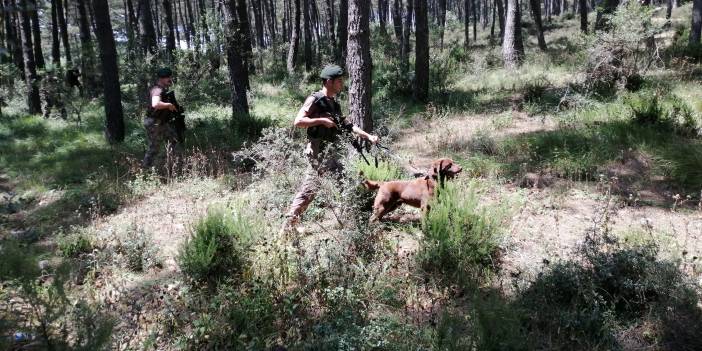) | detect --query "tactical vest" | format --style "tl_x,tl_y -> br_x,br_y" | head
147,86 -> 175,122
306,91 -> 343,143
